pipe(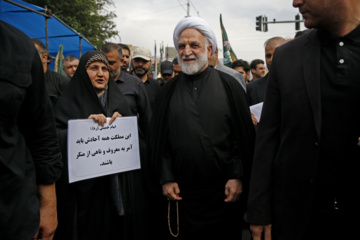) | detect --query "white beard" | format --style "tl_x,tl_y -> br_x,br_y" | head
178,51 -> 208,75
